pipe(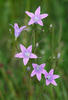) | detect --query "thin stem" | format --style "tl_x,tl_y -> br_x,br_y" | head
32,30 -> 36,53
55,21 -> 62,68
1,68 -> 18,100
49,86 -> 55,100
0,91 -> 4,100
58,21 -> 62,51
51,26 -> 55,69
52,26 -> 54,59
32,24 -> 37,53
